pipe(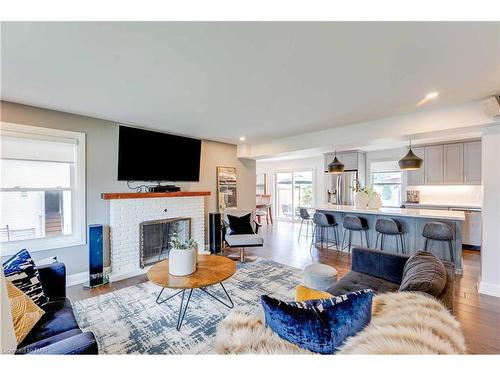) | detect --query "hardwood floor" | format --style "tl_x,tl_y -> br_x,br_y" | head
68,220 -> 500,354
